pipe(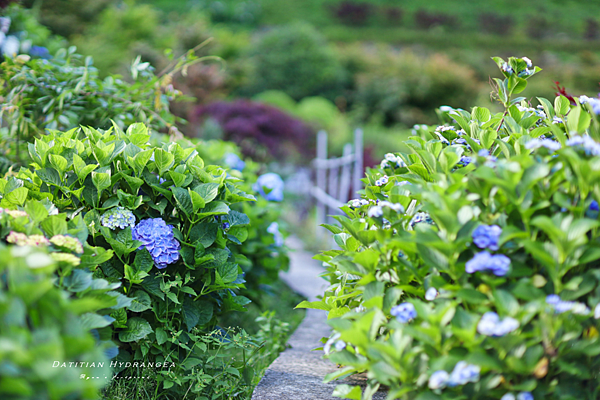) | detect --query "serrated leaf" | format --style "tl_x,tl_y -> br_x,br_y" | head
172,187 -> 194,217
153,149 -> 175,176
193,183 -> 220,204
118,317 -> 152,342
5,187 -> 28,206
128,290 -> 152,312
